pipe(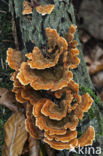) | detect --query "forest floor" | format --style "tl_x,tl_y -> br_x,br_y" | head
0,1 -> 14,155
0,0 -> 103,155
